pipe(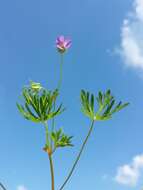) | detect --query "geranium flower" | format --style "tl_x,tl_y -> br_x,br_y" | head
56,35 -> 71,53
